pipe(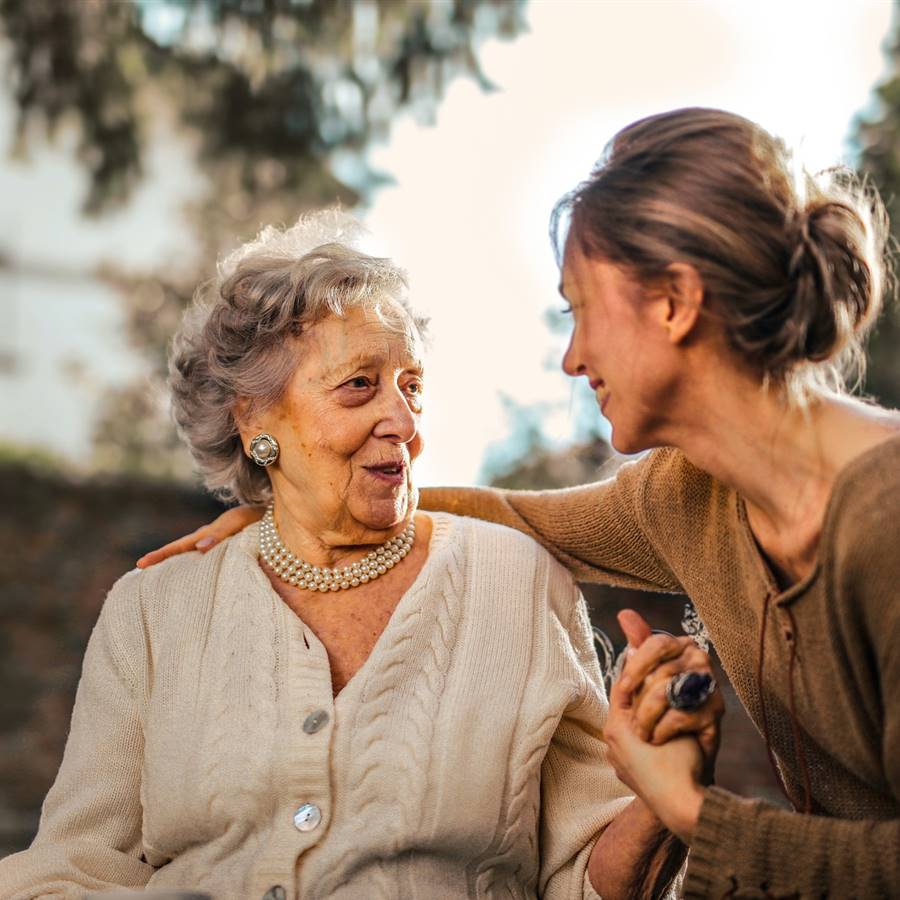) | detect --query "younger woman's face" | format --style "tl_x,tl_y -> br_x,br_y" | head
560,245 -> 680,454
